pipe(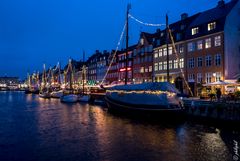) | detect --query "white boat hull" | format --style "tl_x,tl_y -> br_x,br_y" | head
60,94 -> 78,103
51,90 -> 63,98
